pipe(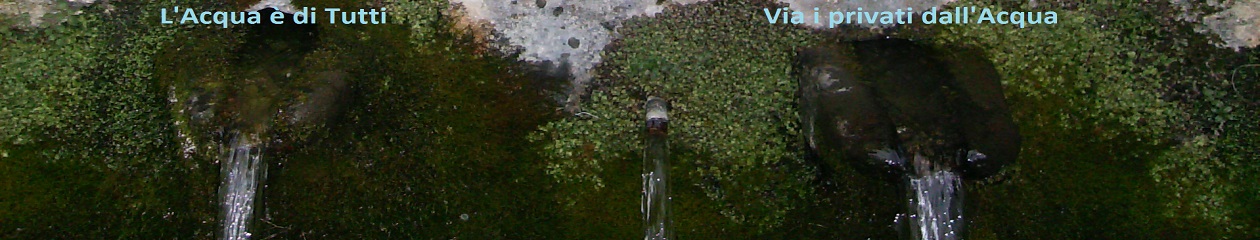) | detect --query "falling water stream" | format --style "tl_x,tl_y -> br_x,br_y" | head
896,154 -> 964,240
643,97 -> 673,240
904,170 -> 963,240
219,134 -> 266,240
